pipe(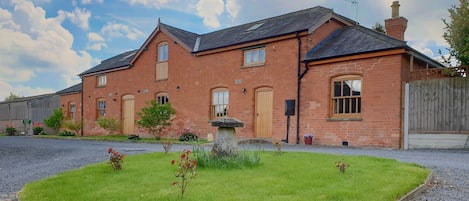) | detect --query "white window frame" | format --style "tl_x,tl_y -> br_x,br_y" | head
97,99 -> 106,119
244,47 -> 265,66
97,75 -> 106,87
156,92 -> 169,105
158,42 -> 168,62
211,89 -> 229,118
